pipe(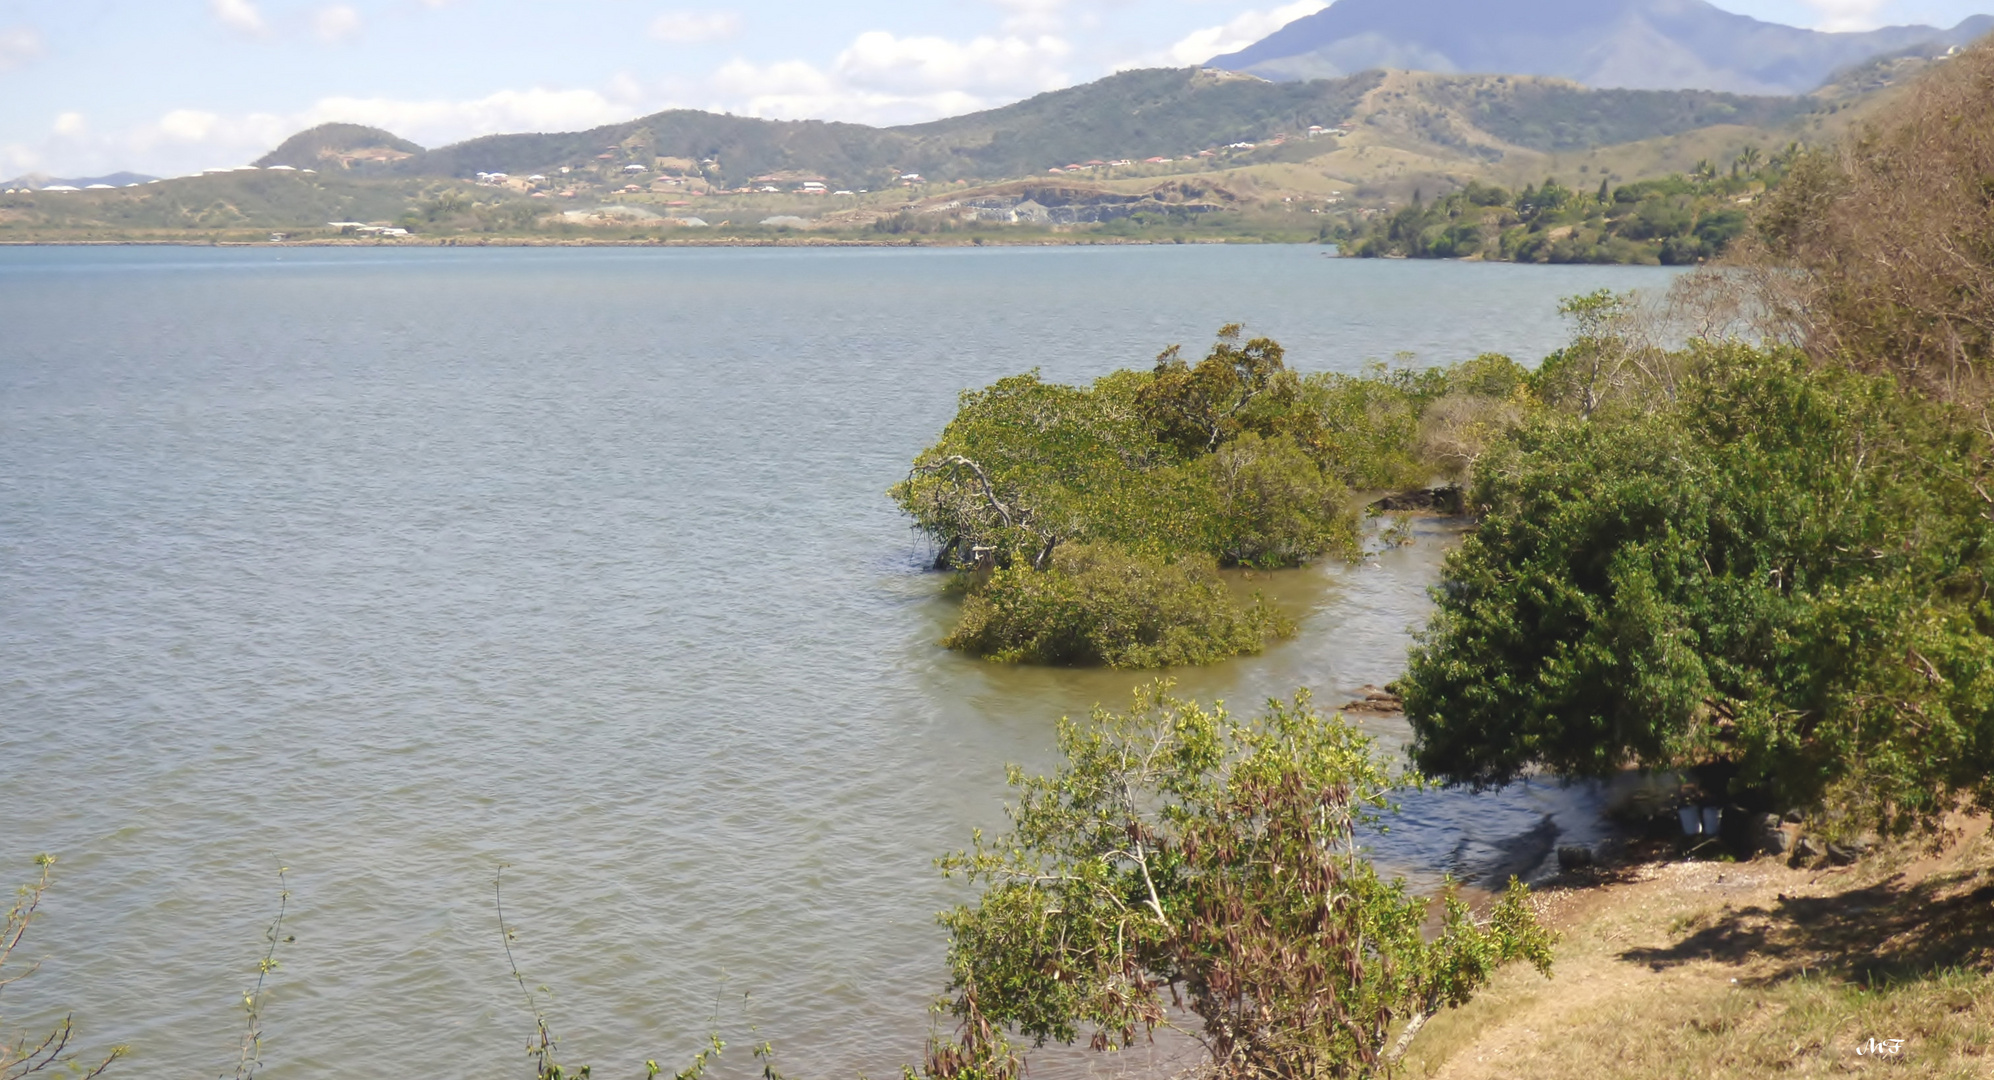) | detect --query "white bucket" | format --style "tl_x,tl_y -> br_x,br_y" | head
1678,806 -> 1703,836
1702,806 -> 1723,837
